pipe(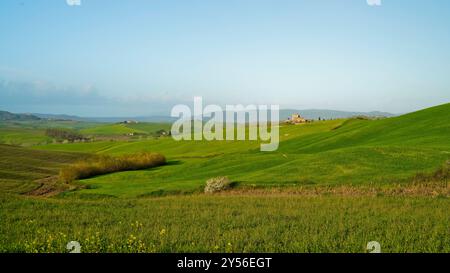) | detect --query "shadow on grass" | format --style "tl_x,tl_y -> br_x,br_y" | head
165,160 -> 183,166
